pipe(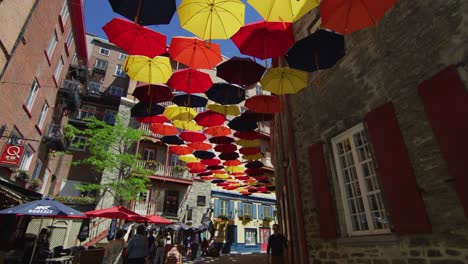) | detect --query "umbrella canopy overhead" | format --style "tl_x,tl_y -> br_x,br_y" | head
85,206 -> 142,220
239,111 -> 274,122
206,83 -> 246,105
103,18 -> 167,58
209,136 -> 235,145
214,144 -> 237,153
168,69 -> 214,94
194,110 -> 226,127
223,160 -> 242,166
204,126 -> 232,137
240,147 -> 261,155
188,142 -> 212,151
216,57 -> 266,87
180,131 -> 207,143
108,0 -> 176,25
124,56 -> 172,84
136,115 -> 168,124
261,67 -> 308,95
201,158 -> 222,166
206,104 -> 241,116
236,139 -> 261,147
163,105 -> 198,121
169,37 -> 222,69
206,165 -> 225,170
245,160 -> 264,169
219,152 -> 240,161
173,120 -> 203,131
161,135 -> 185,145
286,29 -> 345,72
179,154 -> 200,163
234,131 -> 263,140
131,102 -> 165,117
172,93 -> 208,108
228,116 -> 258,132
245,95 -> 282,113
247,0 -> 319,22
0,197 -> 86,218
150,123 -> 179,136
169,145 -> 193,155
132,83 -> 173,103
186,162 -> 207,170
193,150 -> 216,160
177,0 -> 245,40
